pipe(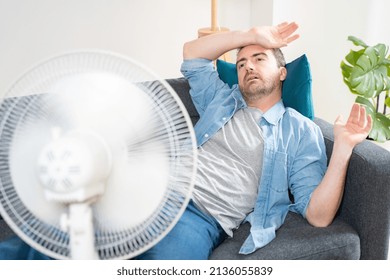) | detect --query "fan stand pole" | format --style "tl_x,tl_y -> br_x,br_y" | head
61,202 -> 99,259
